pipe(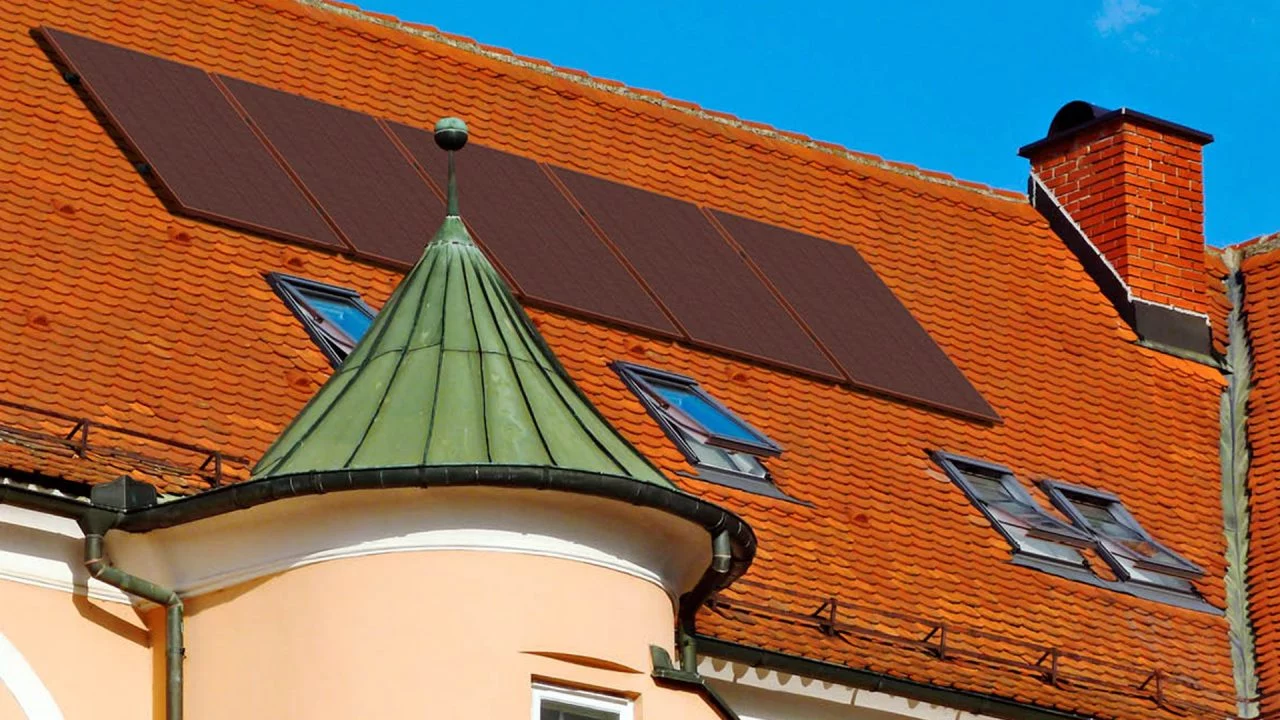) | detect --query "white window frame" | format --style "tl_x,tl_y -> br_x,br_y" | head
531,683 -> 633,720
